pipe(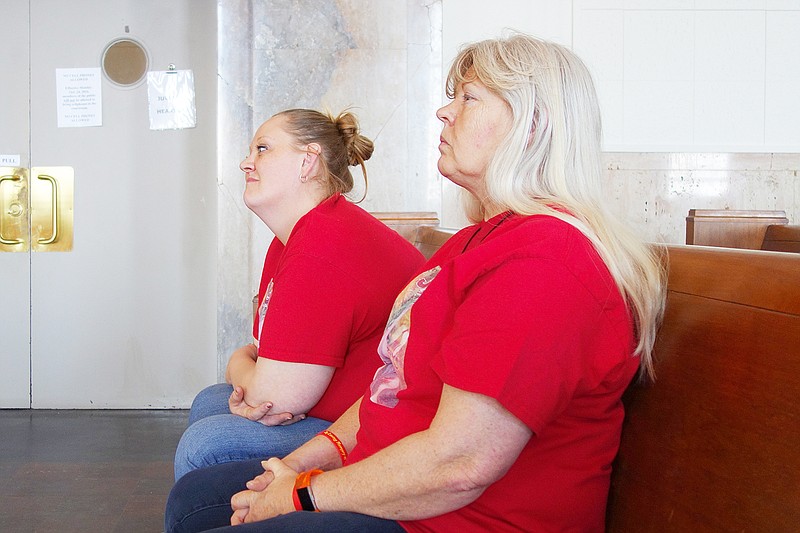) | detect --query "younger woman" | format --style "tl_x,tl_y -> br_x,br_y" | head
172,109 -> 423,480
